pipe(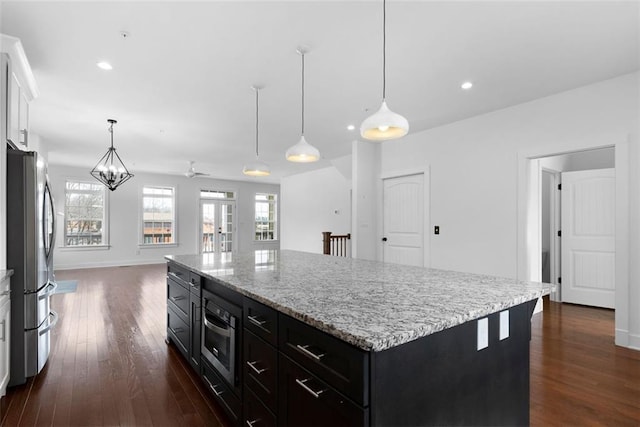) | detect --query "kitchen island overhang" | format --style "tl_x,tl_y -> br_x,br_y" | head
165,250 -> 552,426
